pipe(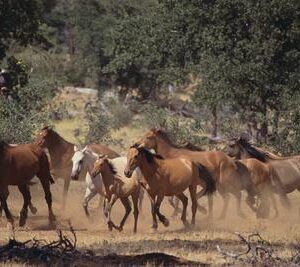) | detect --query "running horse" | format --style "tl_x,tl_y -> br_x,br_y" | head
124,144 -> 216,229
135,128 -> 257,219
90,155 -> 143,233
225,136 -> 293,209
36,126 -> 120,209
0,141 -> 55,228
